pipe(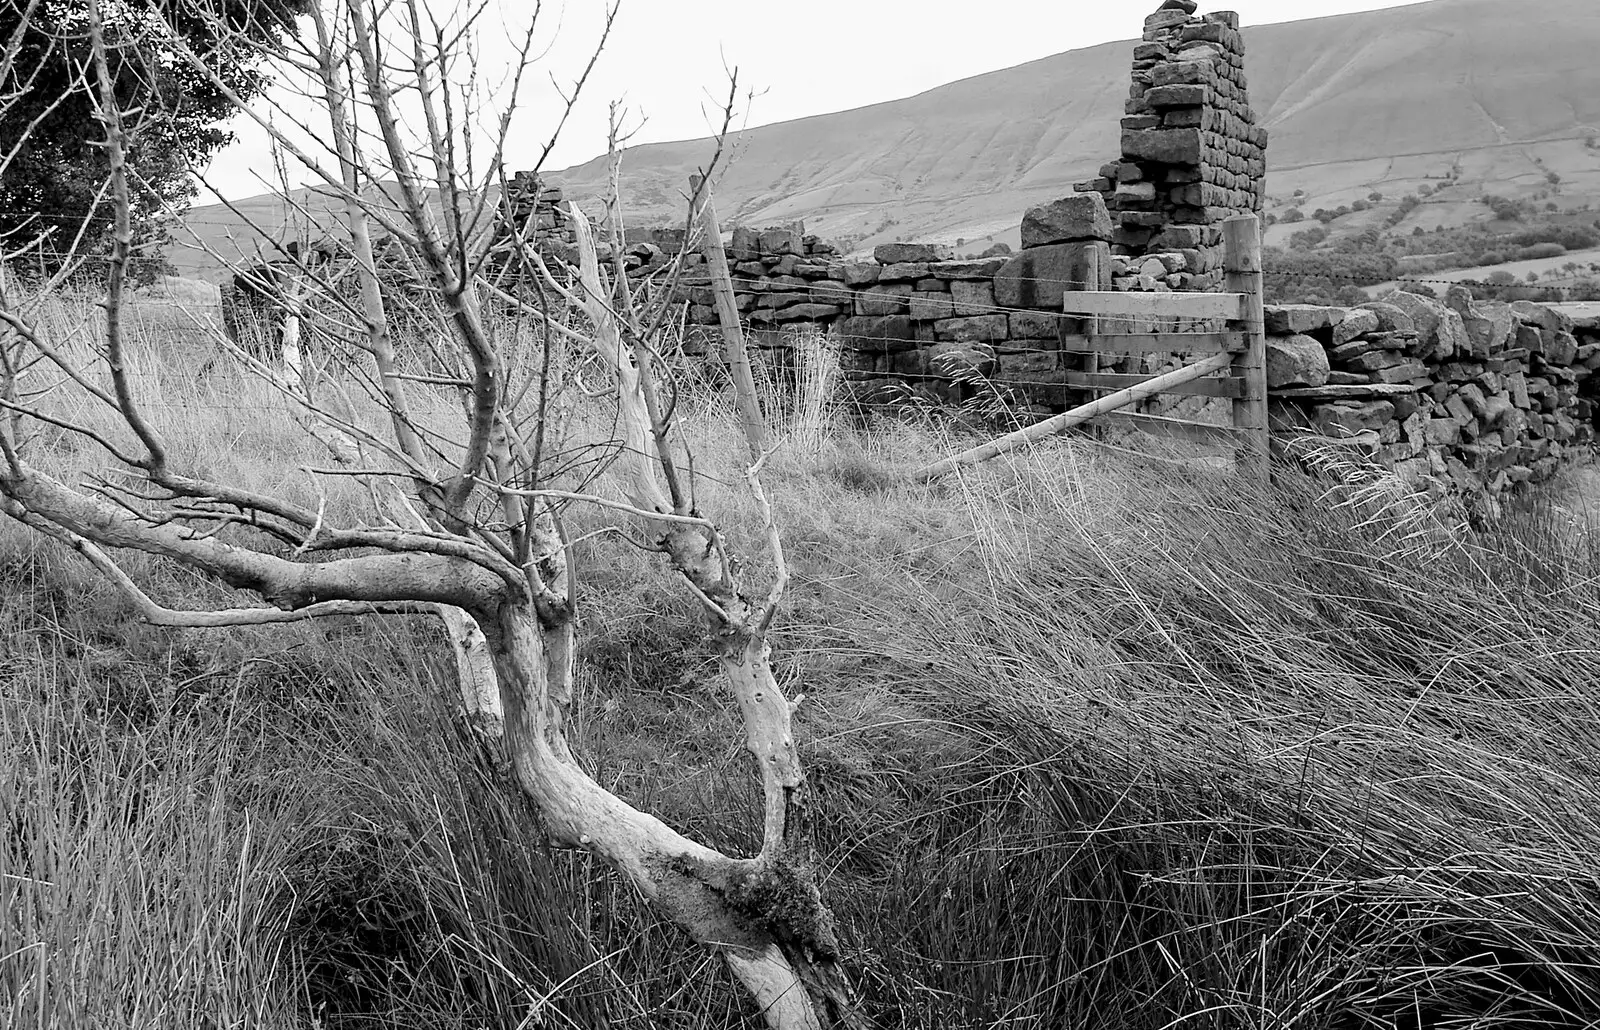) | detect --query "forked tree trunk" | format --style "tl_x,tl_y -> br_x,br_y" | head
477,599 -> 862,1029
275,284 -> 507,737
